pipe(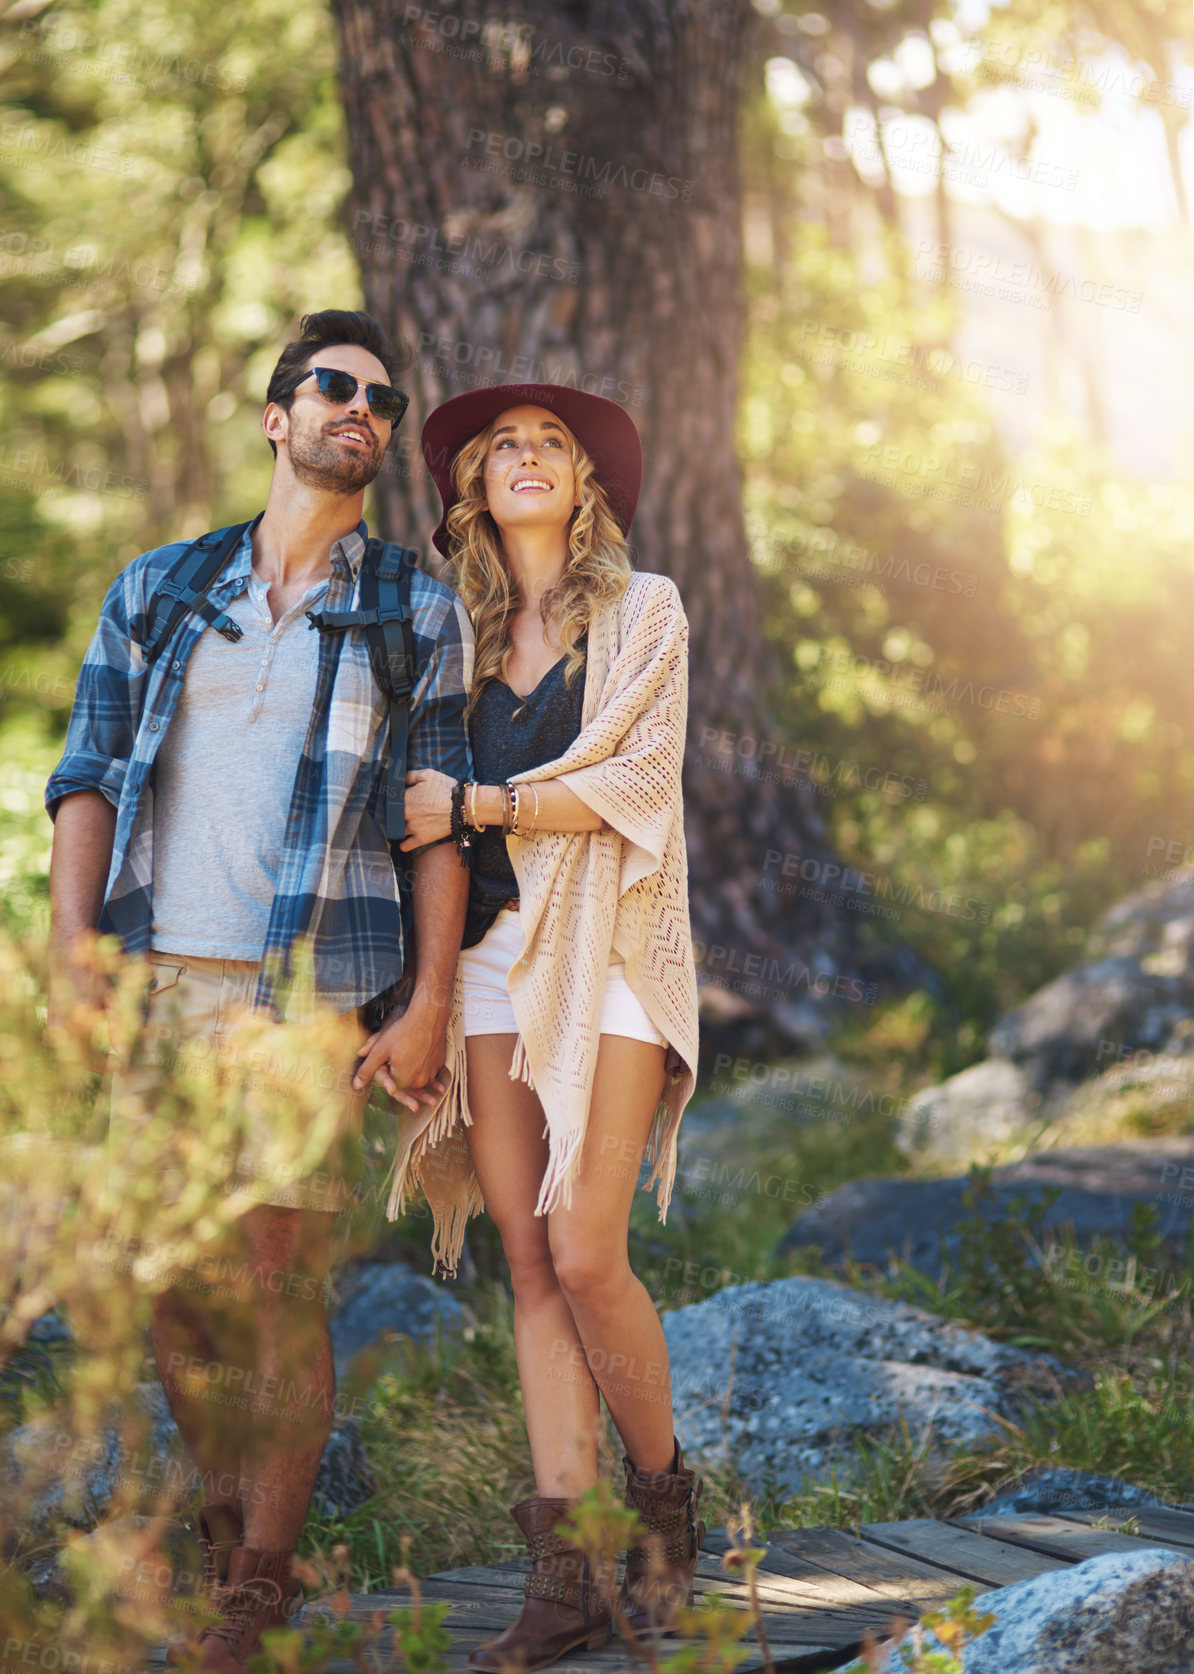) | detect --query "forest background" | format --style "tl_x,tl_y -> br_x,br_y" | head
3,0 -> 1194,1088
4,0 -> 1194,1645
